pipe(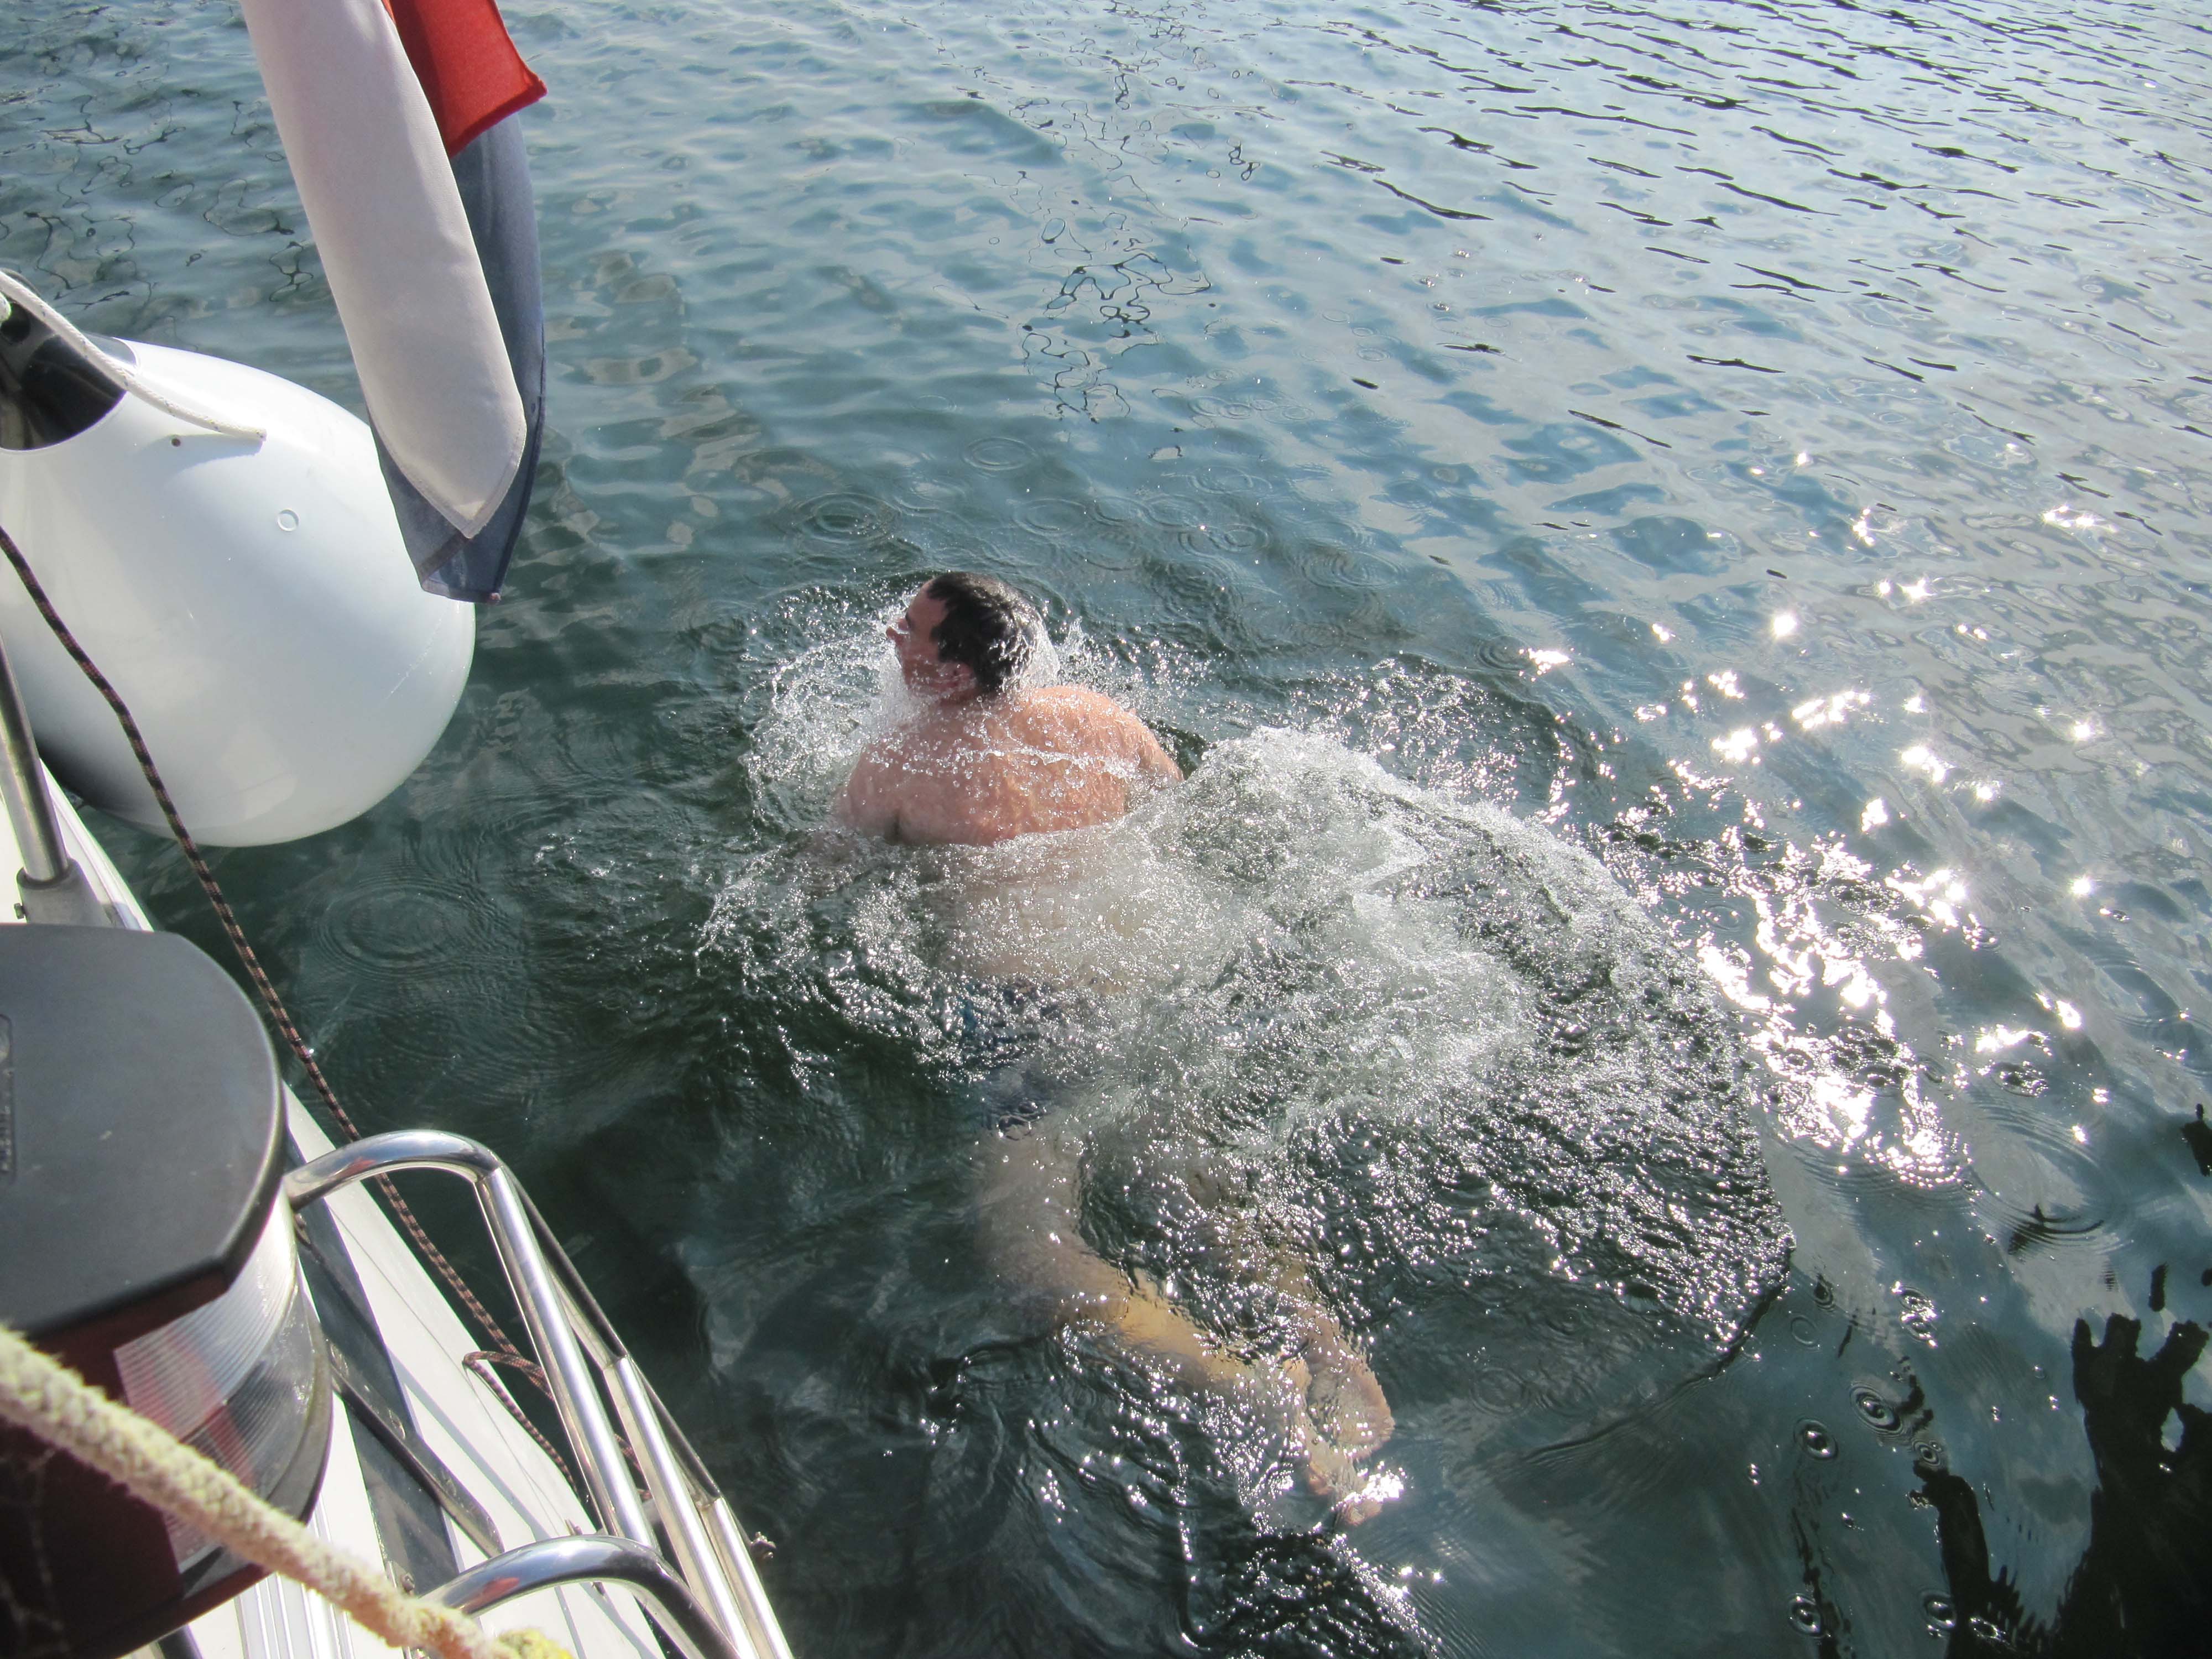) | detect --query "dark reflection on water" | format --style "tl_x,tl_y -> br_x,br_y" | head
10,0 -> 2212,1652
